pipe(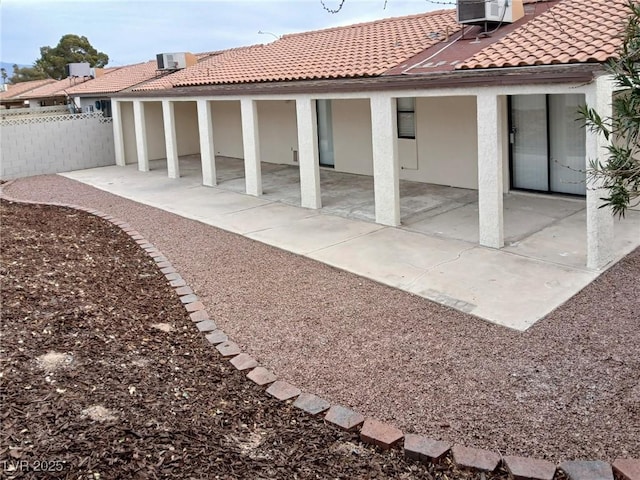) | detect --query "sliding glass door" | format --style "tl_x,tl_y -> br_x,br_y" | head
510,94 -> 586,195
